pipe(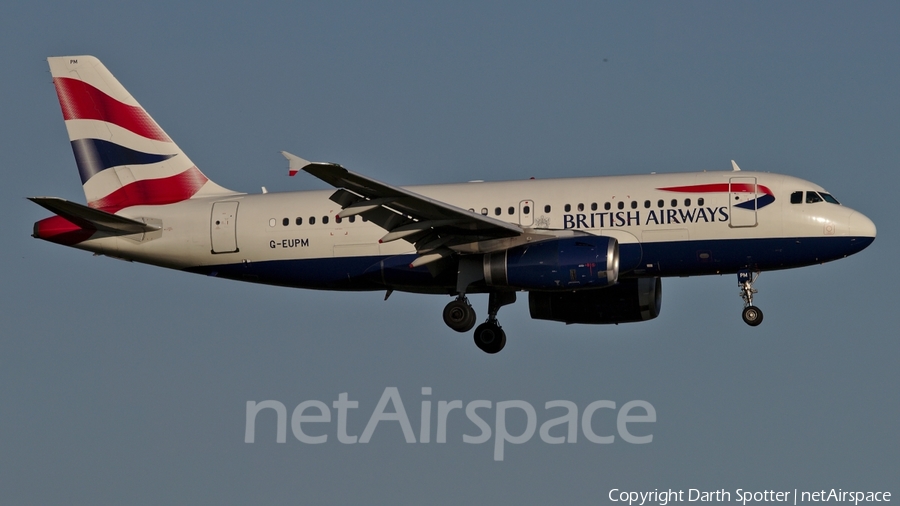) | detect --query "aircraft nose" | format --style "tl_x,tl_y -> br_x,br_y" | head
848,211 -> 876,239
